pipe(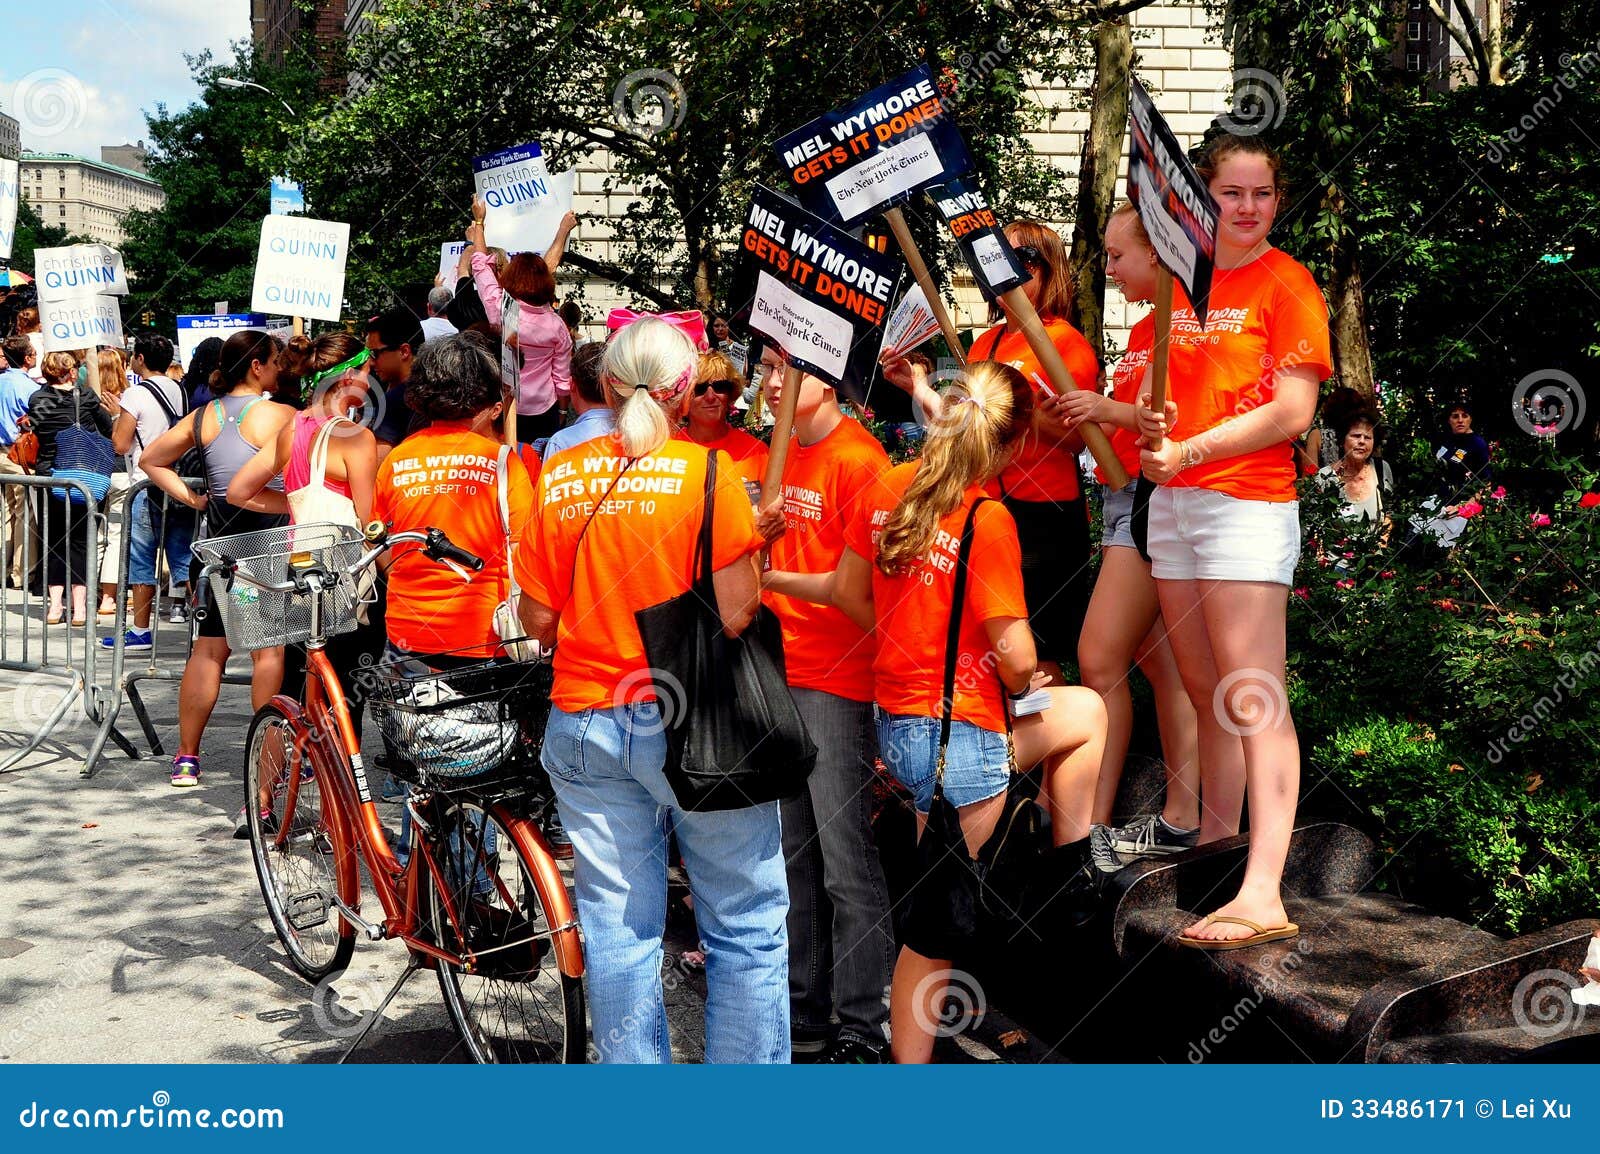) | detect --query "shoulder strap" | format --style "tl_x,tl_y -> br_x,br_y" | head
496,443 -> 520,601
936,497 -> 993,784
191,405 -> 209,484
695,447 -> 719,592
308,414 -> 349,492
137,378 -> 182,426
